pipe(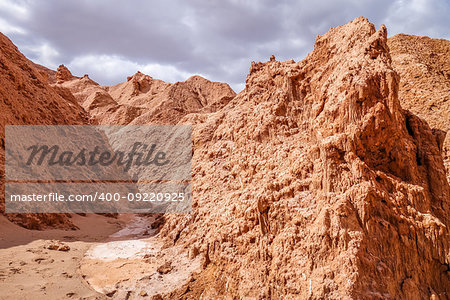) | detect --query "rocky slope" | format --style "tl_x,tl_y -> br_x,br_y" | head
0,33 -> 88,229
157,17 -> 449,299
0,32 -> 235,229
55,68 -> 236,125
388,34 -> 450,184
